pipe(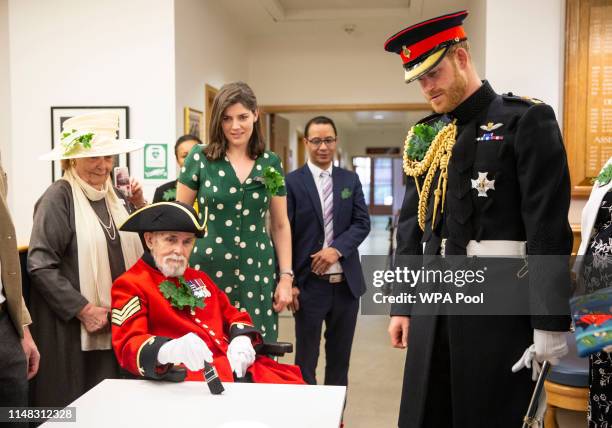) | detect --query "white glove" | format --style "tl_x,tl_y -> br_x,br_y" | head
512,330 -> 568,381
157,332 -> 213,371
533,329 -> 568,364
512,344 -> 540,381
227,335 -> 256,378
